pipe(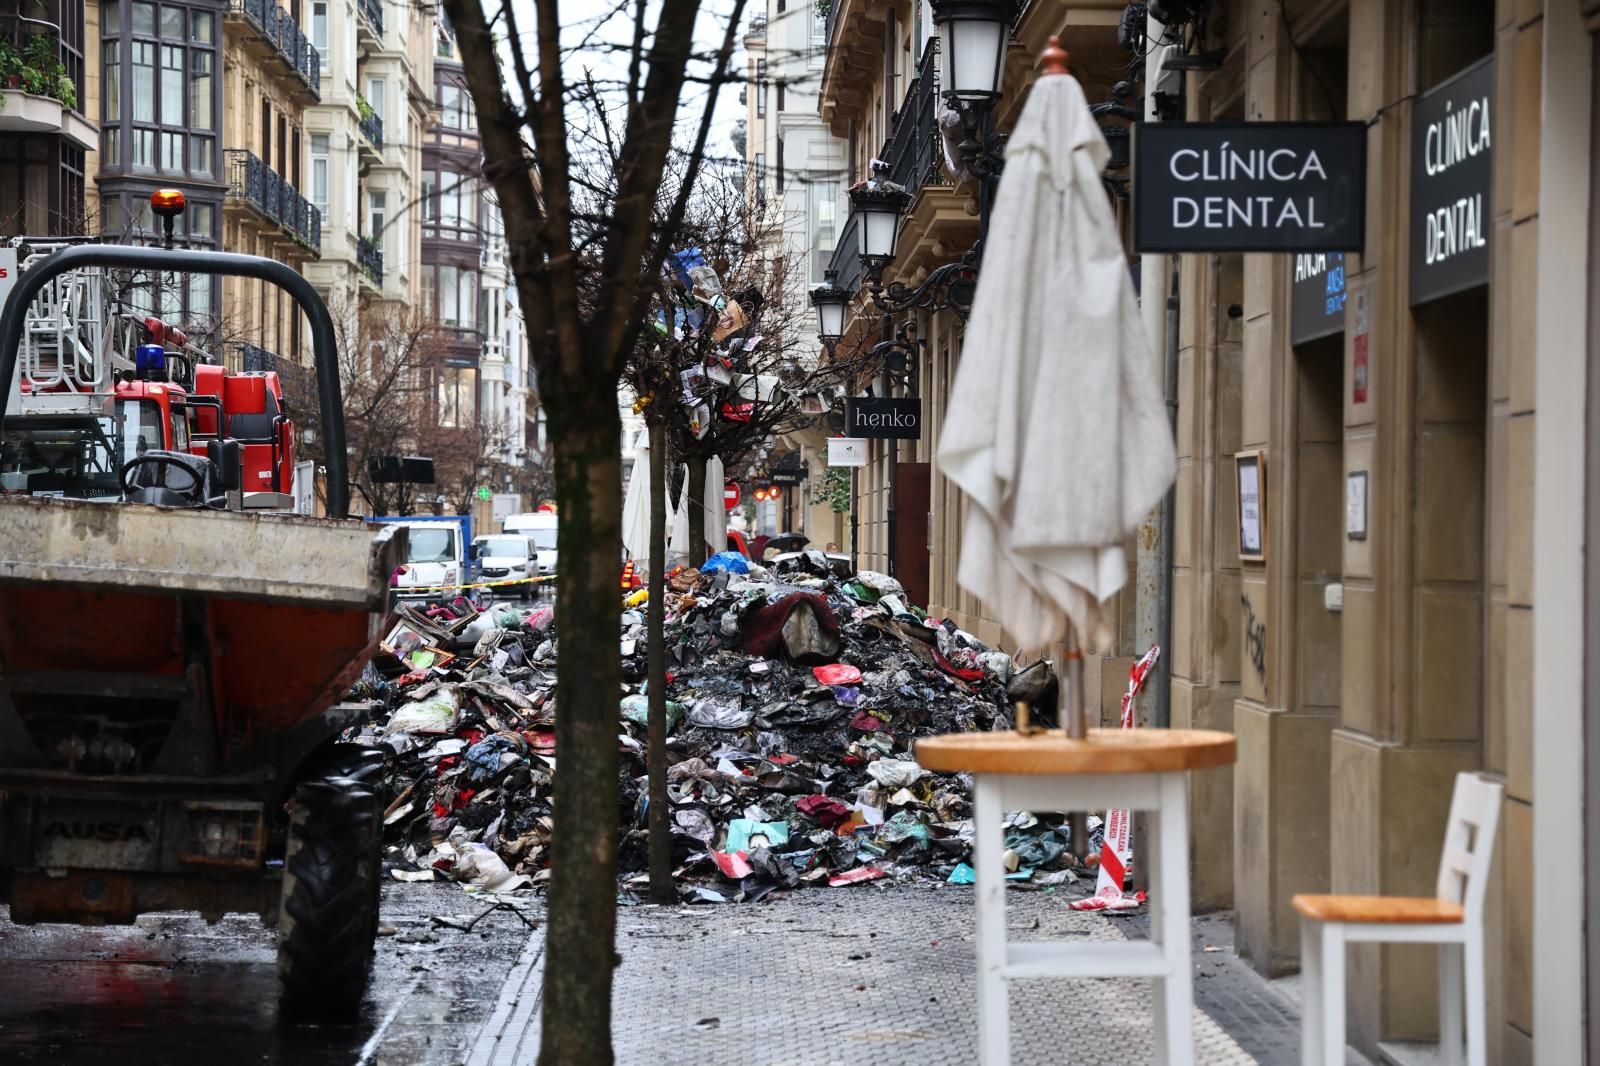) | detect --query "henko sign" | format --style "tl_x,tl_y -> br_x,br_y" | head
1134,122 -> 1367,253
845,397 -> 921,440
1410,56 -> 1493,305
